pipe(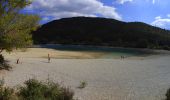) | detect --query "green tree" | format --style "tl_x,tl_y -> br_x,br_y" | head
0,0 -> 40,53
